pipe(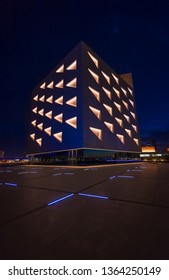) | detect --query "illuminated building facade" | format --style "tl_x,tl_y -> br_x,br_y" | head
28,42 -> 141,163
